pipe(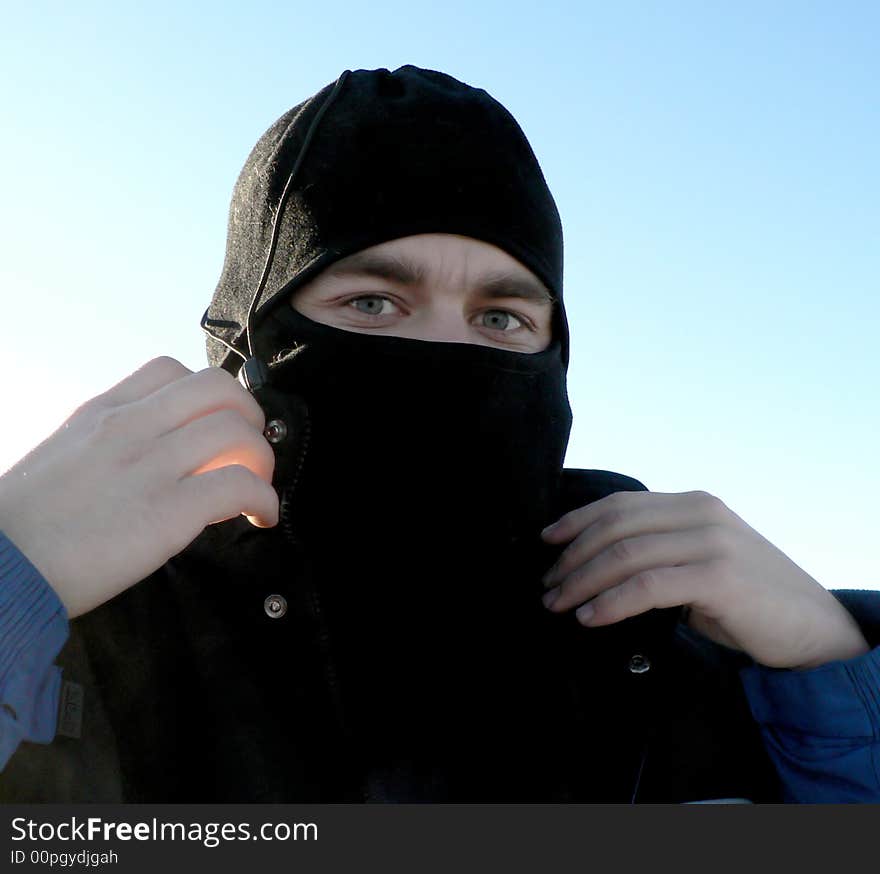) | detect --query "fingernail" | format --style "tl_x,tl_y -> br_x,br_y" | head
542,587 -> 561,609
576,603 -> 595,624
541,521 -> 560,539
541,565 -> 559,587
